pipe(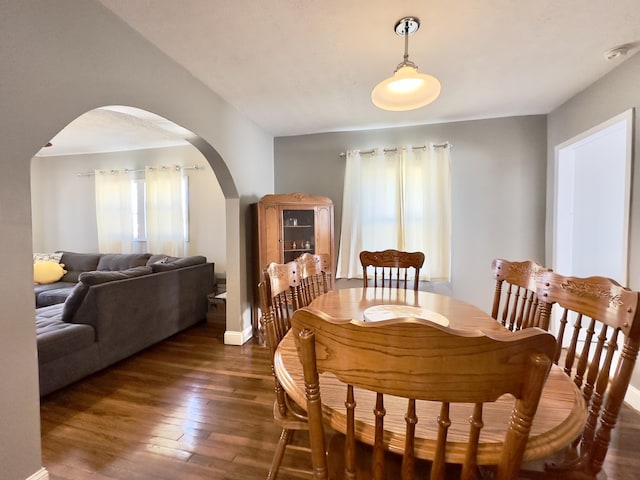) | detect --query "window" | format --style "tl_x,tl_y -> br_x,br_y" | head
95,166 -> 189,256
182,176 -> 190,242
335,144 -> 451,281
144,165 -> 188,256
131,176 -> 189,244
132,178 -> 147,242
